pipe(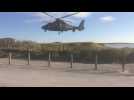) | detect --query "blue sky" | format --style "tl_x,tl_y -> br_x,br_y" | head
0,12 -> 134,43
